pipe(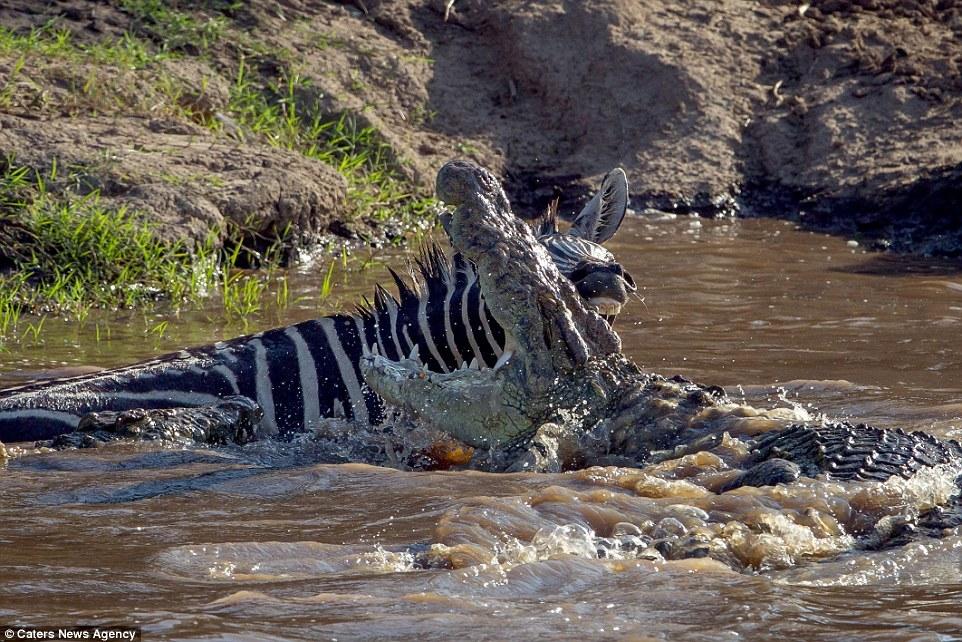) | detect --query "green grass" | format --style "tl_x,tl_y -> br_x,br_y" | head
0,23 -> 437,237
0,160 -> 295,342
0,165 -> 215,316
0,25 -> 168,70
0,25 -> 186,118
0,24 -> 213,128
0,55 -> 26,108
0,273 -> 28,338
221,270 -> 265,318
119,0 -> 227,54
226,61 -> 437,233
319,260 -> 337,299
0,13 -> 439,341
